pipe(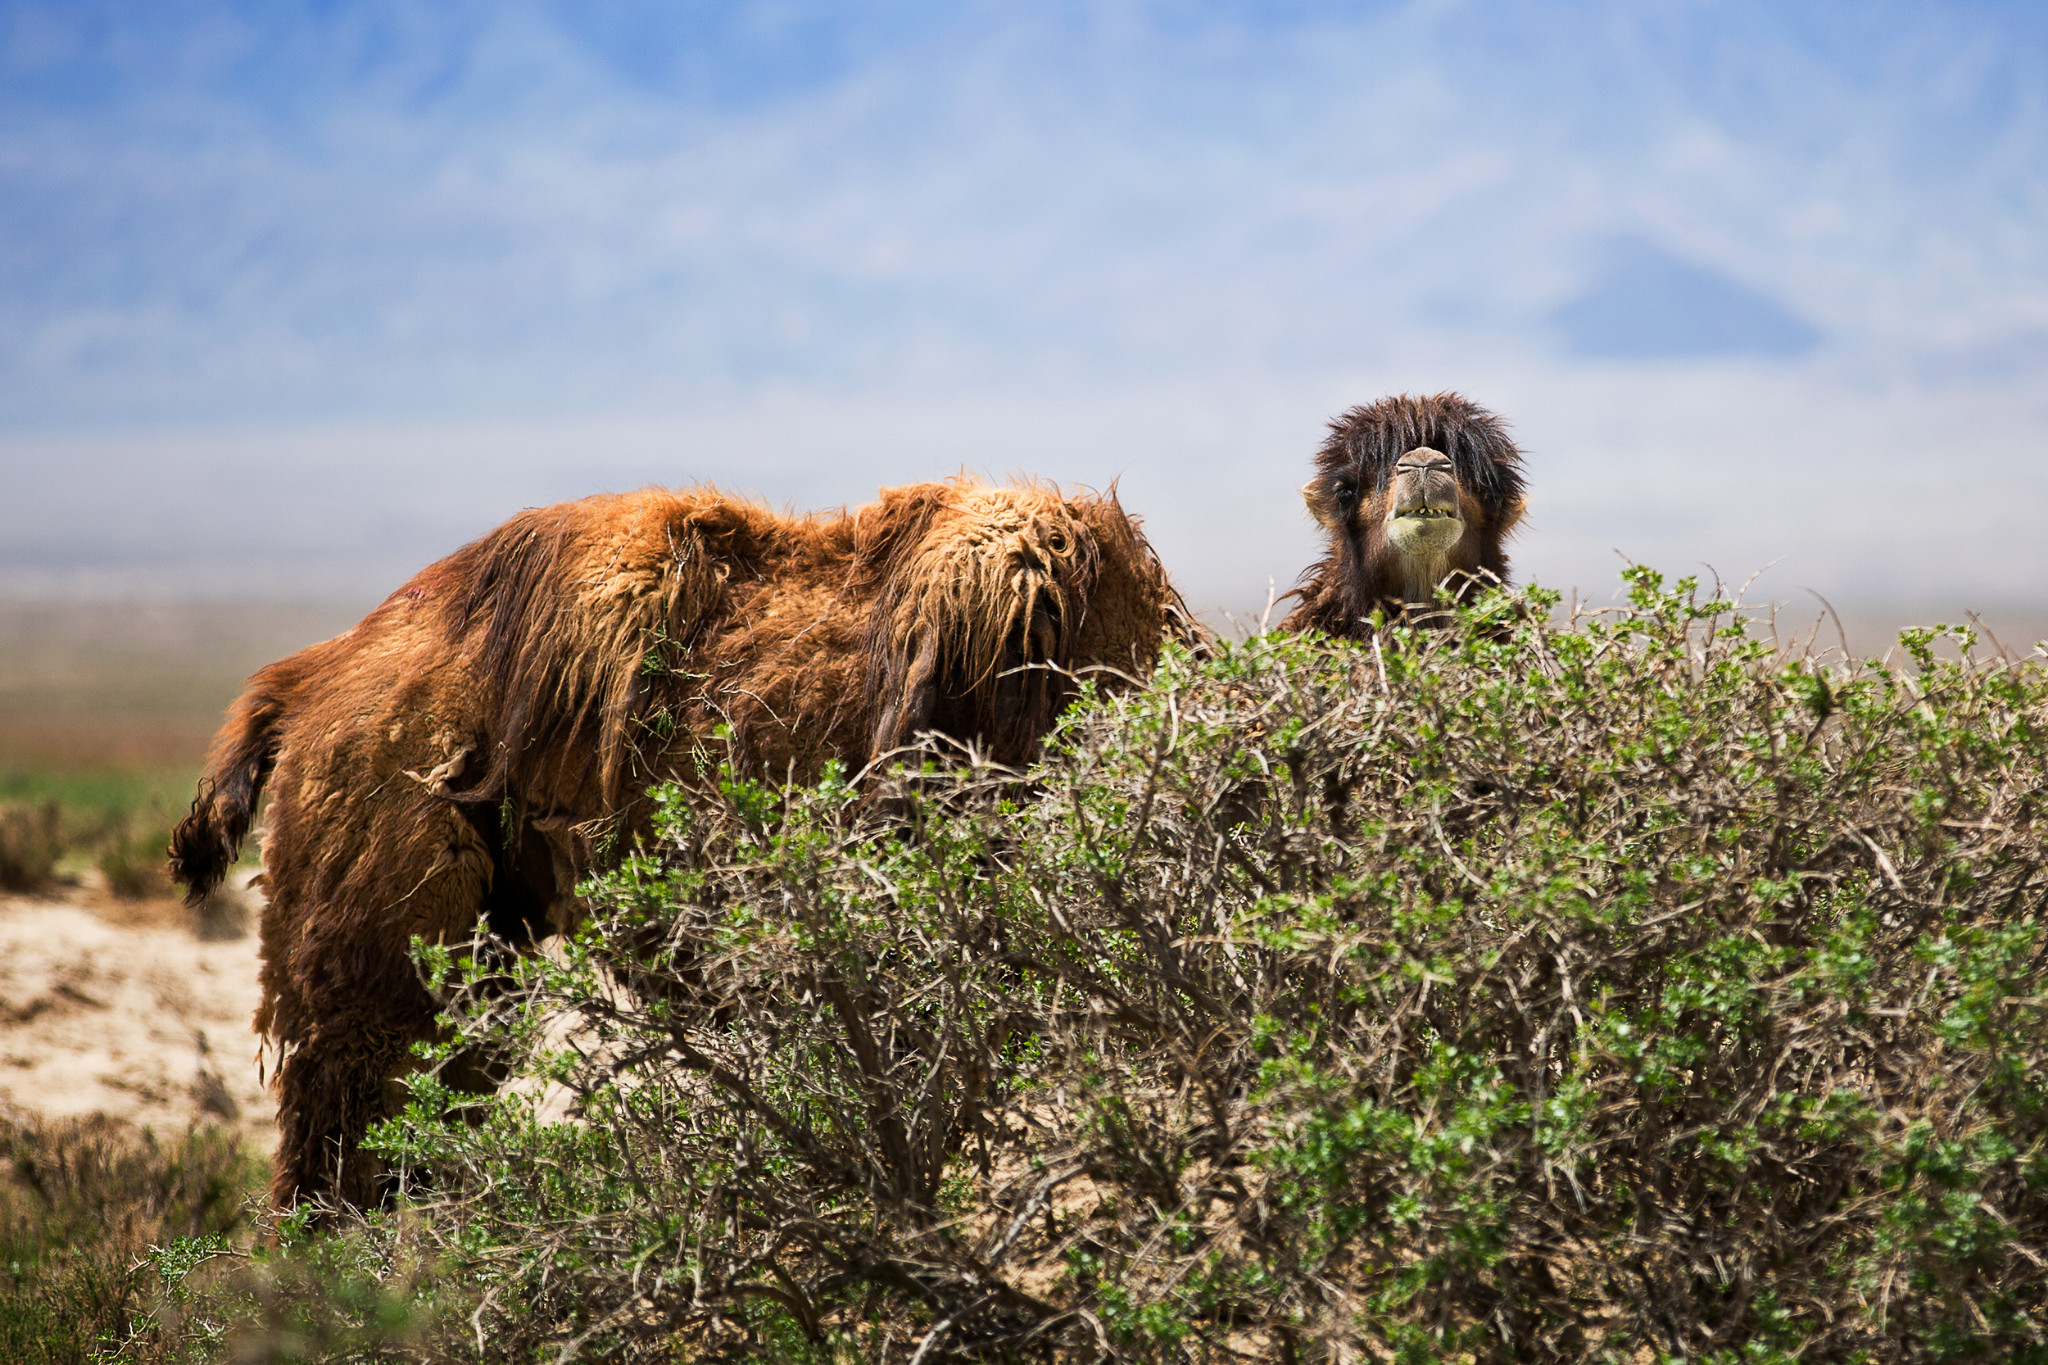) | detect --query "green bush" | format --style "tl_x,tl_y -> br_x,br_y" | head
347,571 -> 2048,1363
